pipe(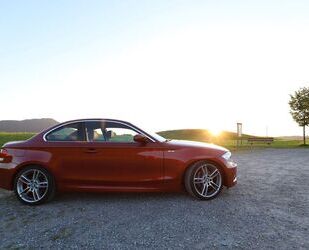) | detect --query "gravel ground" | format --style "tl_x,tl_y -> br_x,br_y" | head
0,148 -> 308,249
